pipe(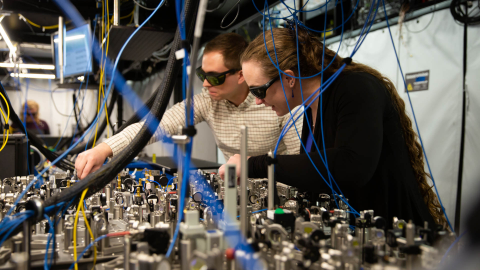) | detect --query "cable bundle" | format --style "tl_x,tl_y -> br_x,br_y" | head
450,0 -> 480,25
0,92 -> 10,152
0,84 -> 76,171
0,210 -> 34,247
42,0 -> 198,208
